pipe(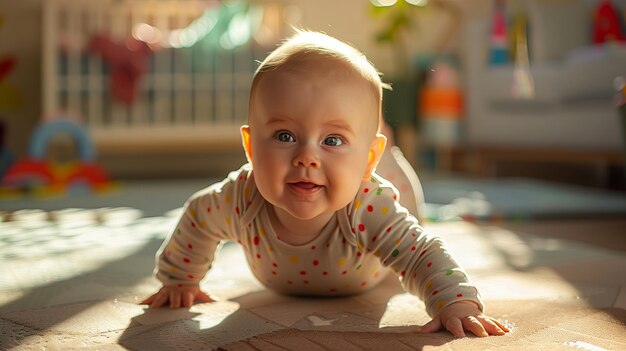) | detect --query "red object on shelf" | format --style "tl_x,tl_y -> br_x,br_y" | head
593,0 -> 626,43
